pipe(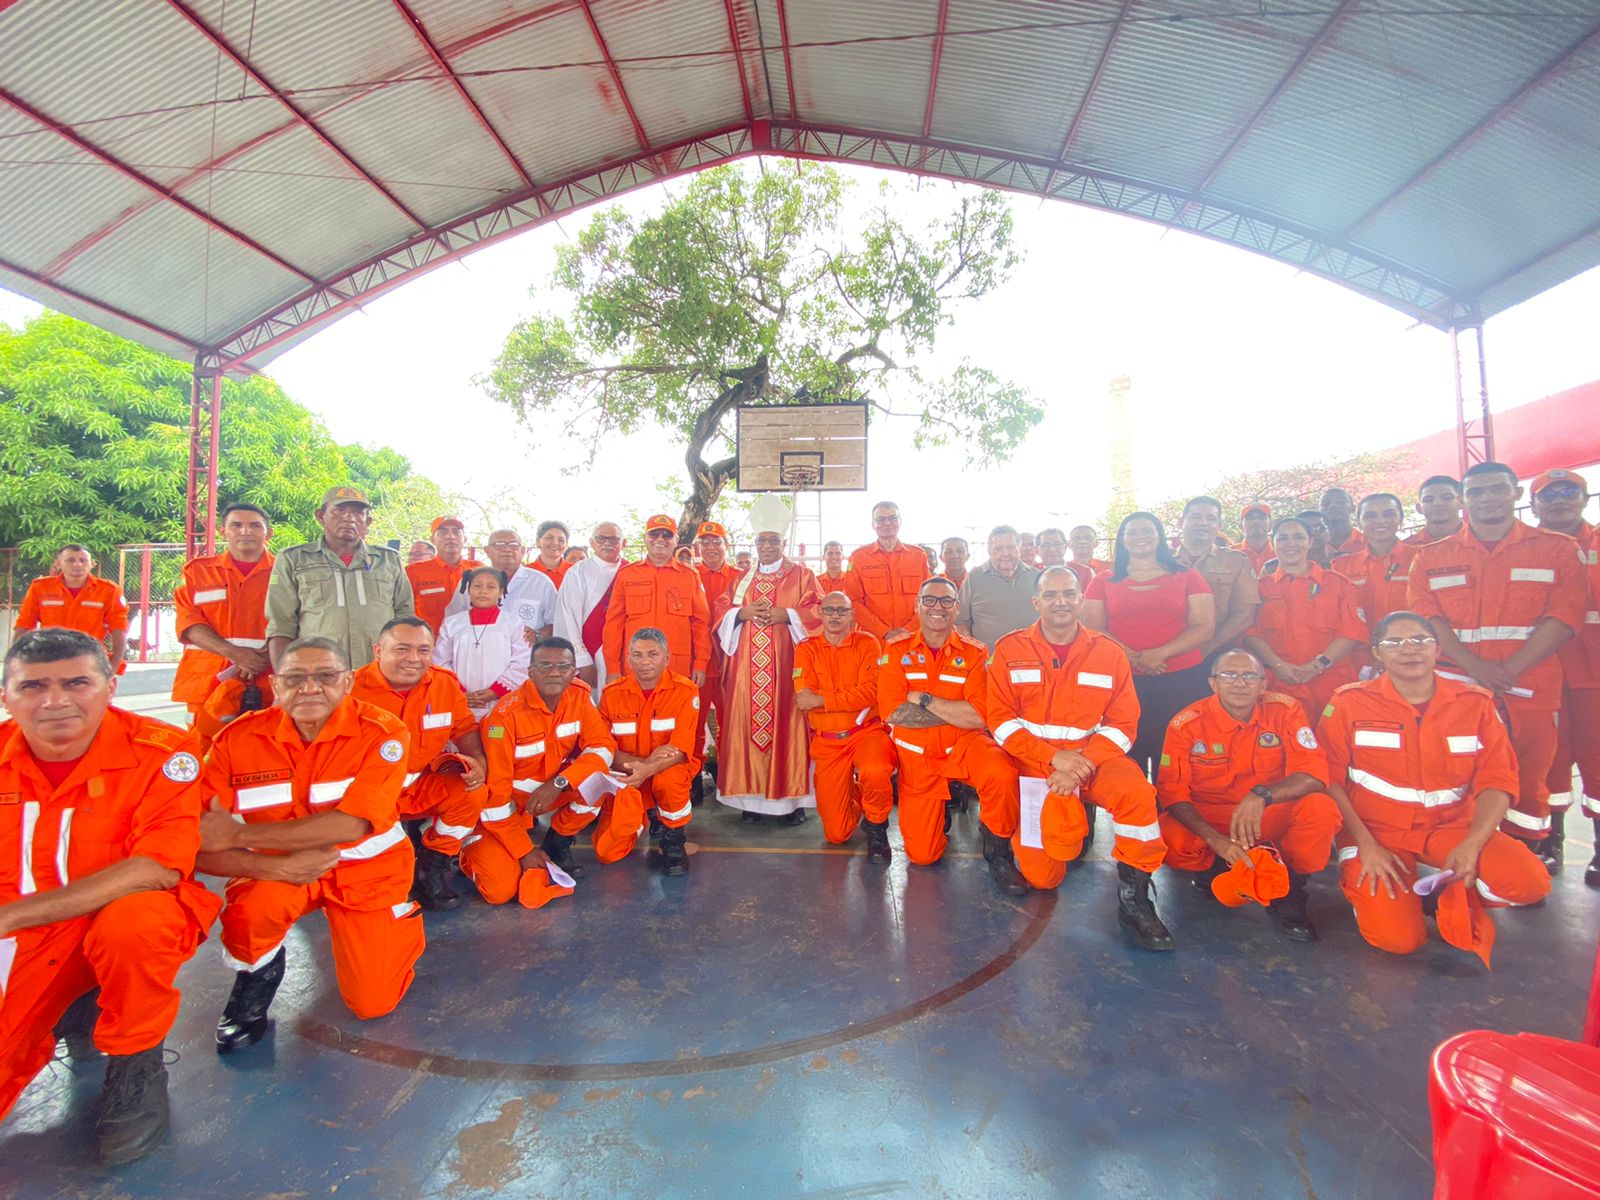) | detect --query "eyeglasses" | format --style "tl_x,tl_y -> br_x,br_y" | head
872,514 -> 900,525
530,661 -> 576,674
1375,635 -> 1437,650
754,535 -> 783,546
645,530 -> 676,540
1212,671 -> 1264,683
820,605 -> 852,616
486,540 -> 521,550
592,535 -> 621,546
1537,484 -> 1583,500
279,670 -> 346,689
919,595 -> 958,610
